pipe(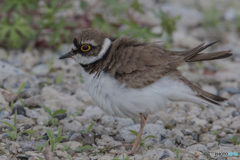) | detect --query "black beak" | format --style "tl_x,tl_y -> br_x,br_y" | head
59,50 -> 74,59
